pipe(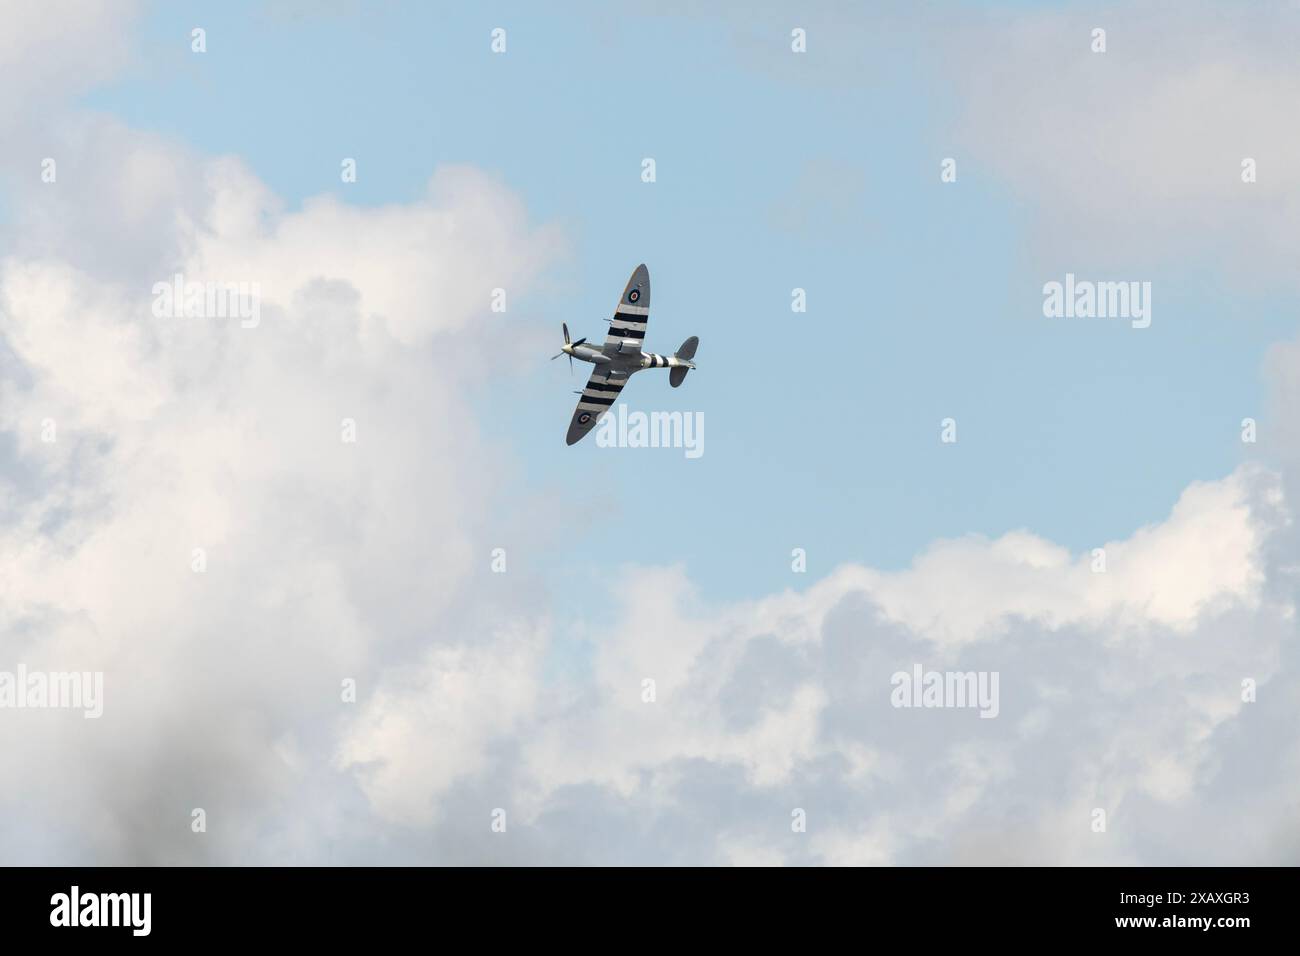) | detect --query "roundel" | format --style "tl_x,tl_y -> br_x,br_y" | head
578,412 -> 592,425
628,288 -> 640,303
